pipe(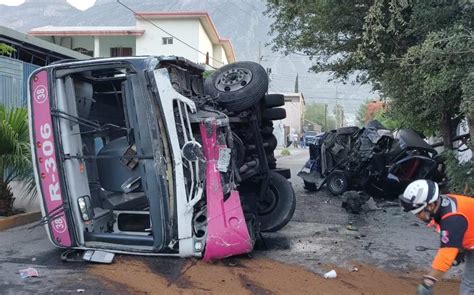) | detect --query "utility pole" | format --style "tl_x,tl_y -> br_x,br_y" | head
335,87 -> 339,128
324,103 -> 327,132
266,67 -> 272,93
258,41 -> 262,64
